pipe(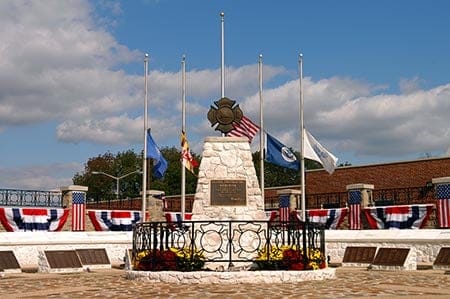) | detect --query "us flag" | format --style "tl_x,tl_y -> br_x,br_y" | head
279,195 -> 290,223
348,191 -> 362,230
72,192 -> 86,231
226,116 -> 259,143
436,184 -> 450,228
